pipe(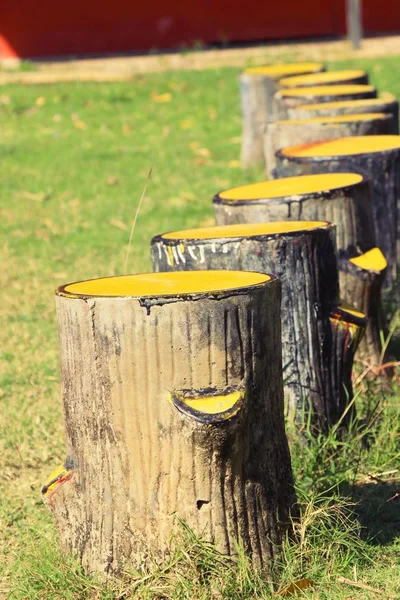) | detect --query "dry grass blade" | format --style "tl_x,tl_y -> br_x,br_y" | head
123,167 -> 153,274
337,576 -> 394,598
